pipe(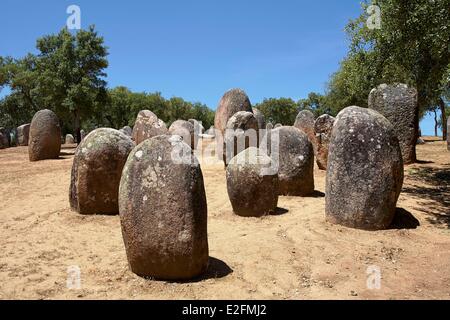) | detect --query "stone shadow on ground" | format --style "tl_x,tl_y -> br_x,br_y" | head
270,207 -> 289,216
310,190 -> 325,198
402,166 -> 450,228
170,257 -> 233,283
388,208 -> 420,230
